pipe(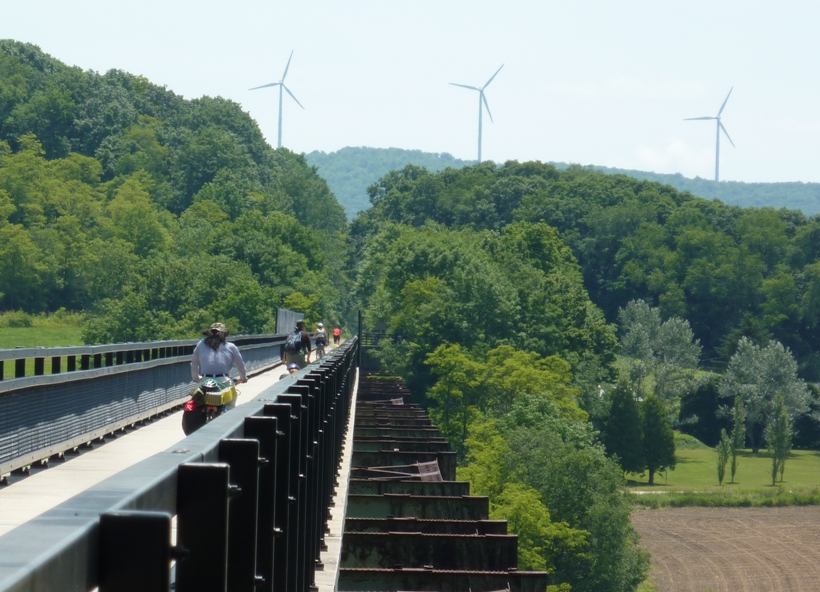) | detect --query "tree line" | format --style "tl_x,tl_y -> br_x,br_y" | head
0,40 -> 349,340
